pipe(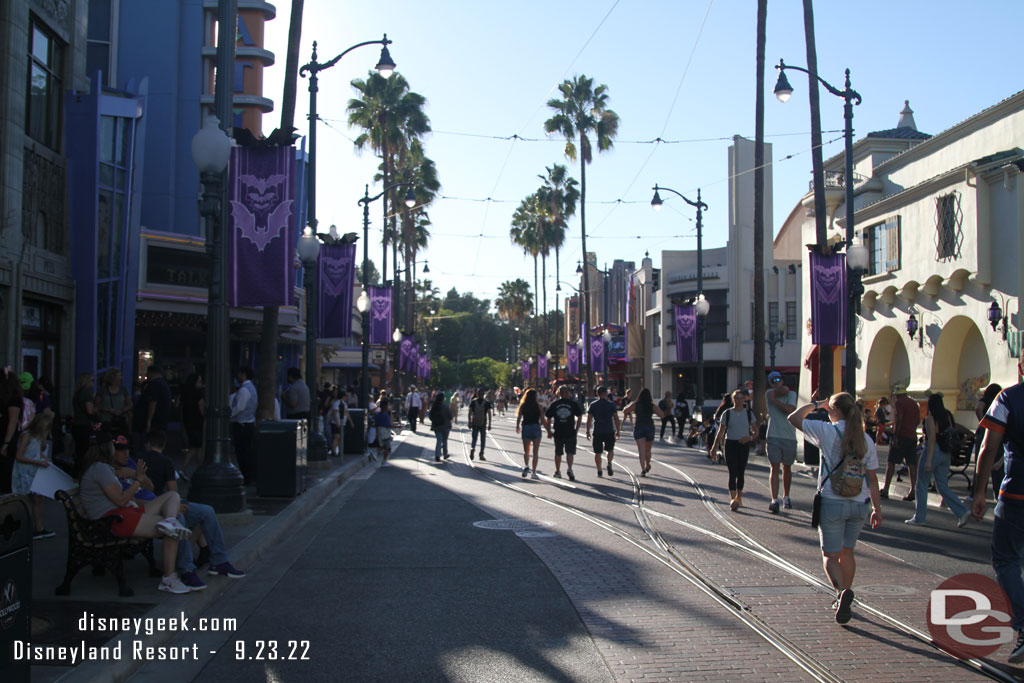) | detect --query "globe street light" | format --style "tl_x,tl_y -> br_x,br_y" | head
357,183 -> 415,409
190,115 -> 245,512
652,184 -> 709,420
775,58 -> 862,397
766,321 -> 786,370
